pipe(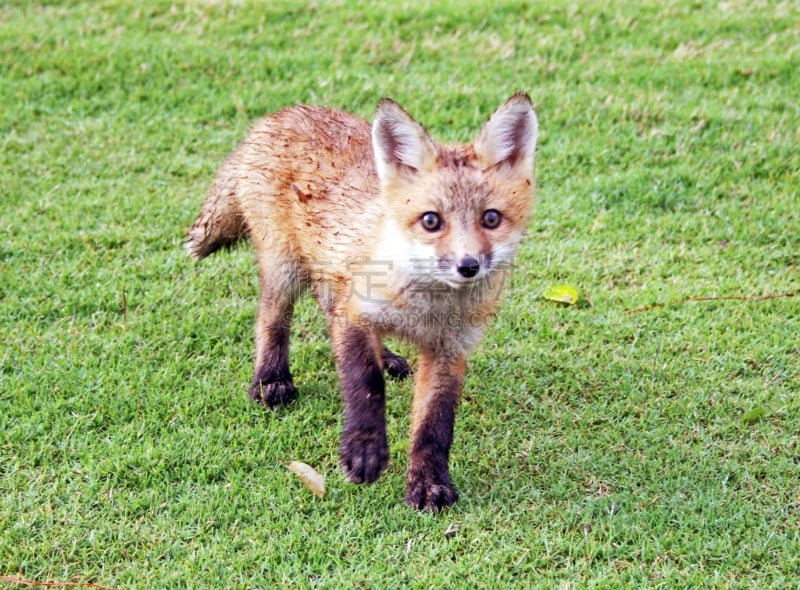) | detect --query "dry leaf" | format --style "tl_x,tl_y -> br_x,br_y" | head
286,461 -> 325,498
